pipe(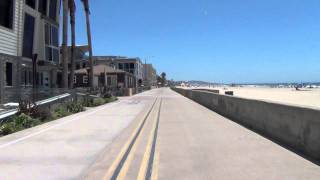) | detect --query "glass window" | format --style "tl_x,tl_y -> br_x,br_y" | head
45,24 -> 50,45
45,47 -> 52,61
125,63 -> 129,69
52,49 -> 59,62
52,26 -> 59,46
130,63 -> 135,69
26,0 -> 36,9
38,0 -> 47,15
0,0 -> 14,29
22,14 -> 35,58
118,63 -> 123,69
45,23 -> 59,62
49,0 -> 57,21
5,62 -> 13,86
